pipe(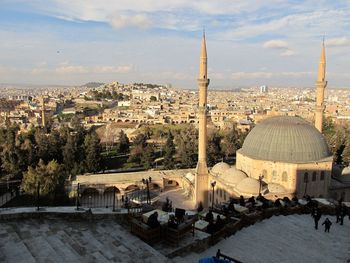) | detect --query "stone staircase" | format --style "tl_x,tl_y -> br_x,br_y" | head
0,218 -> 169,263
